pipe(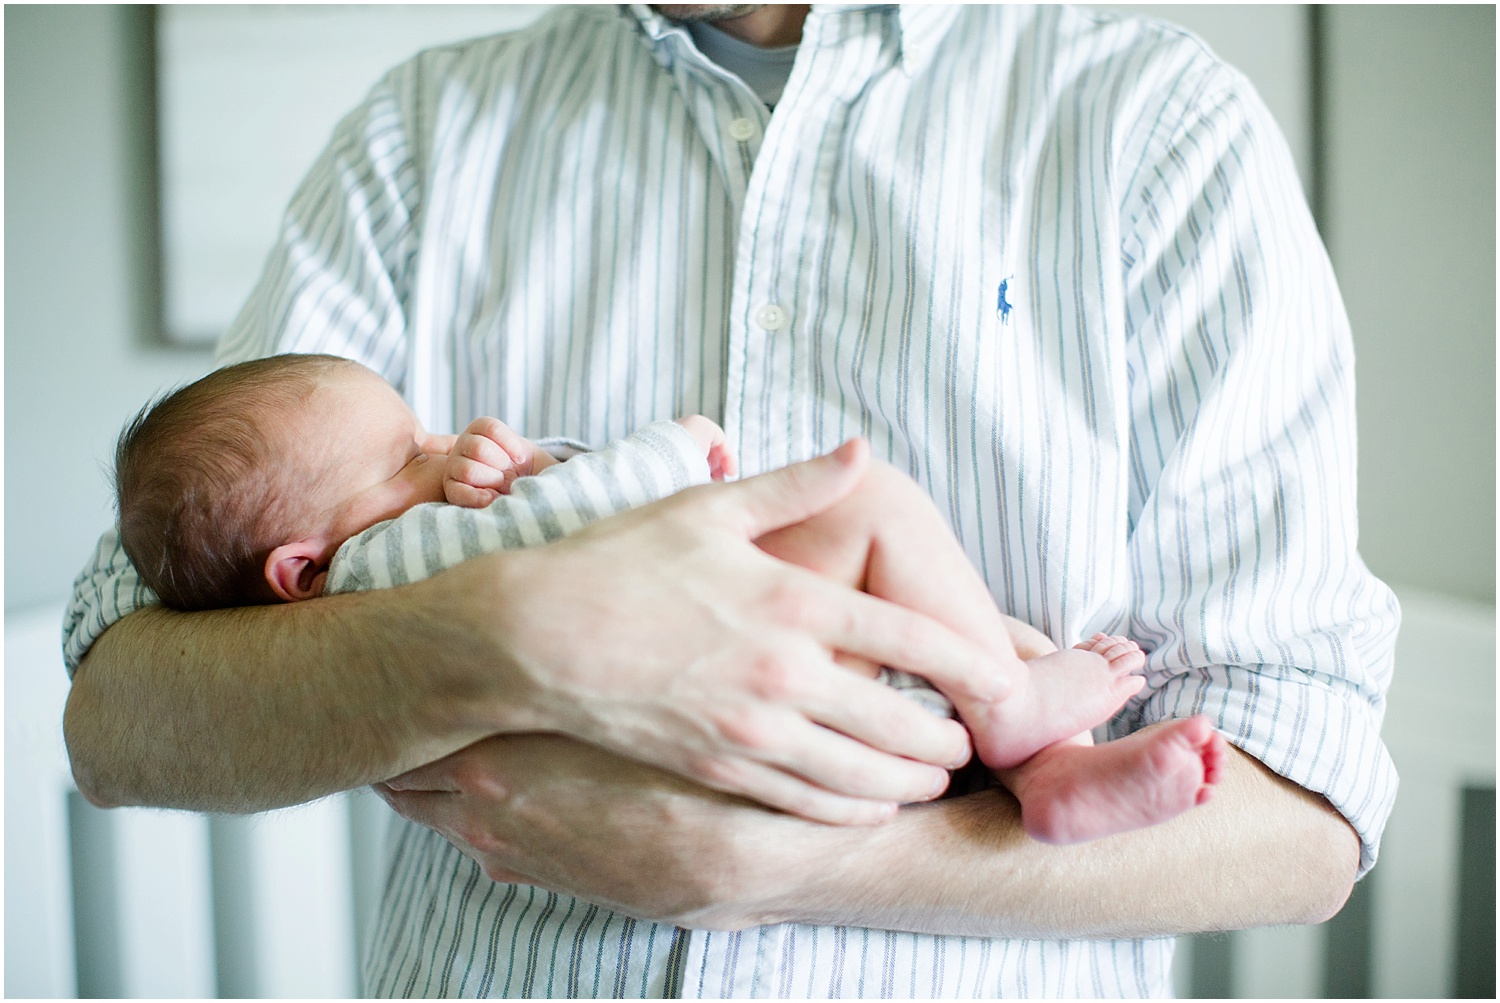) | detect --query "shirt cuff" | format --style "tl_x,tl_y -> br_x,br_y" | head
62,528 -> 159,677
1119,663 -> 1398,878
